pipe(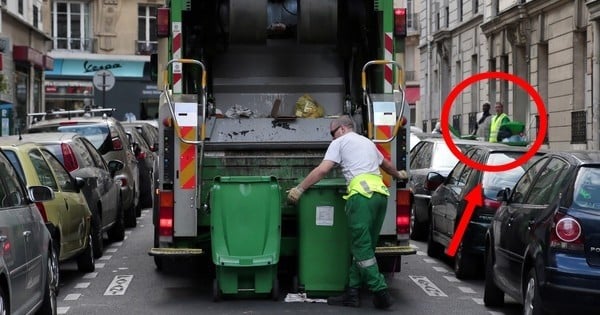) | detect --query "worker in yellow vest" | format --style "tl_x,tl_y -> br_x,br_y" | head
489,102 -> 510,142
287,115 -> 408,310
